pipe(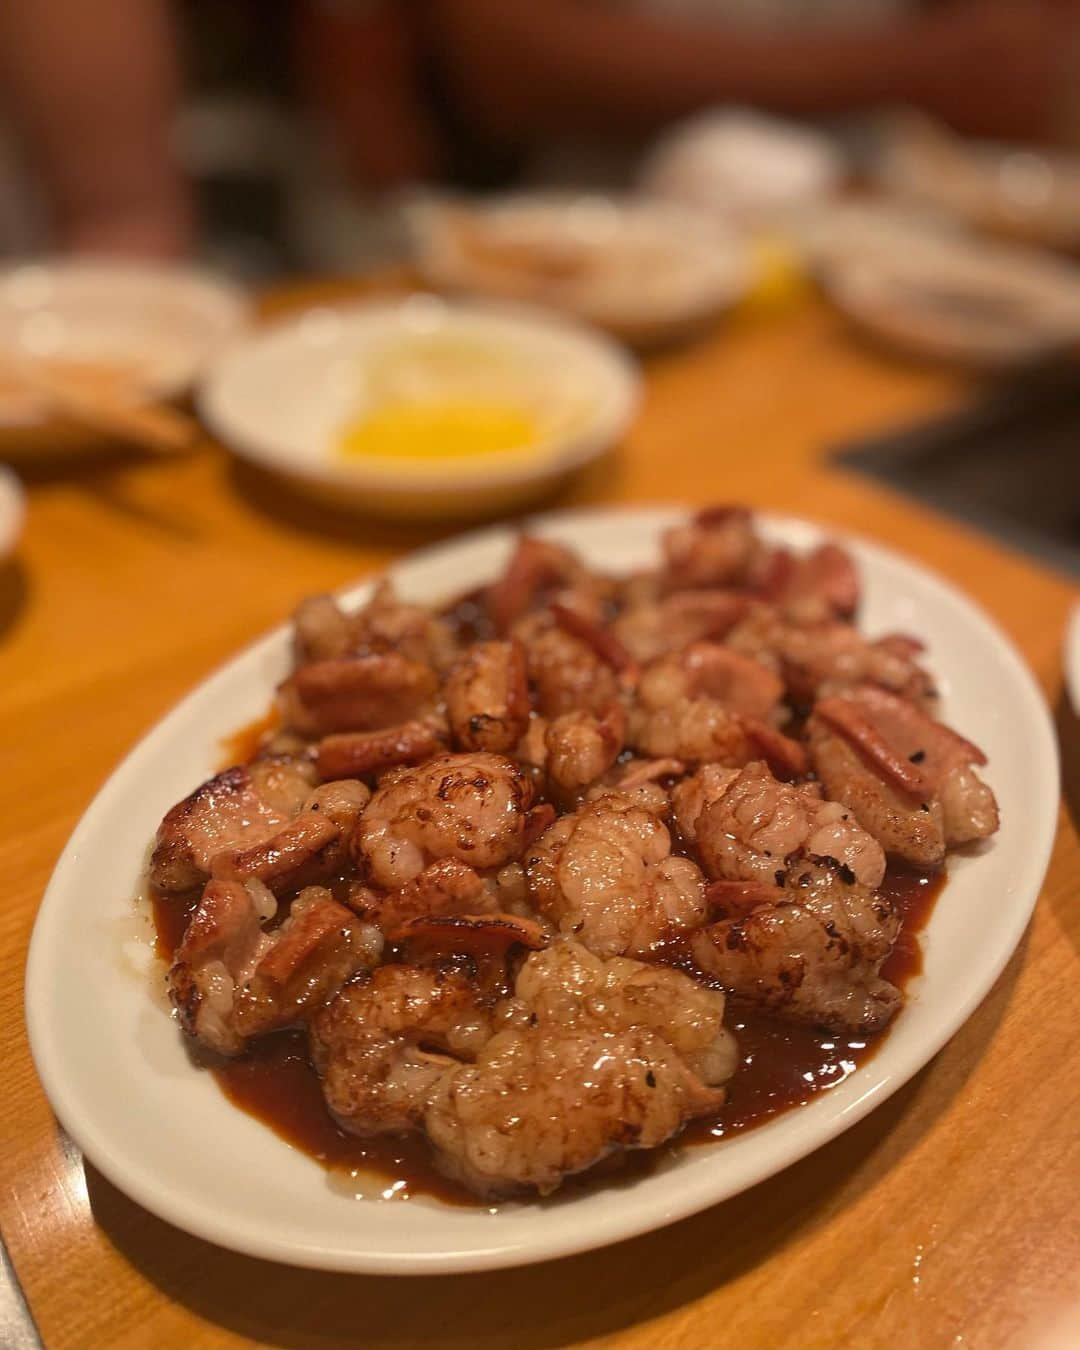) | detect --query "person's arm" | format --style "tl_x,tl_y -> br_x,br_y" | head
0,0 -> 192,256
296,0 -> 444,189
430,0 -> 1077,145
